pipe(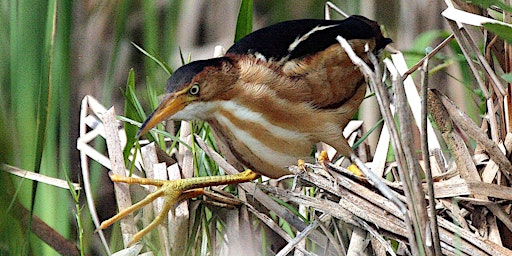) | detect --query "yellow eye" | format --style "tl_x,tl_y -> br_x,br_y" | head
189,83 -> 200,95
